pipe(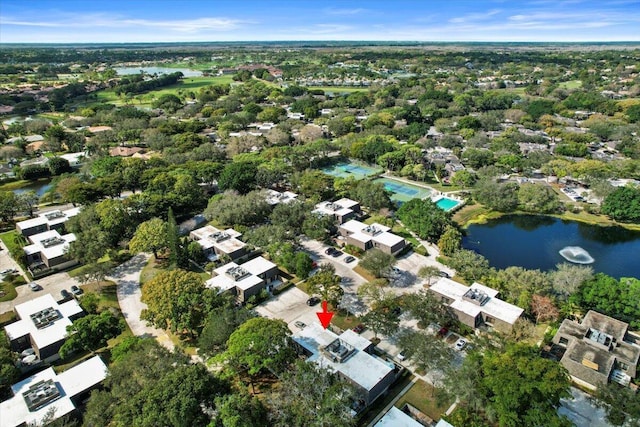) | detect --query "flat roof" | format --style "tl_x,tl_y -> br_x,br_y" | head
265,189 -> 298,205
5,294 -> 83,349
241,256 -> 276,276
430,278 -> 523,325
313,201 -> 354,218
293,323 -> 394,393
16,207 -> 81,231
0,356 -> 107,427
334,198 -> 360,209
24,230 -> 76,260
375,407 -> 423,427
190,225 -> 245,254
372,231 -> 405,248
206,261 -> 265,292
340,219 -> 368,234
